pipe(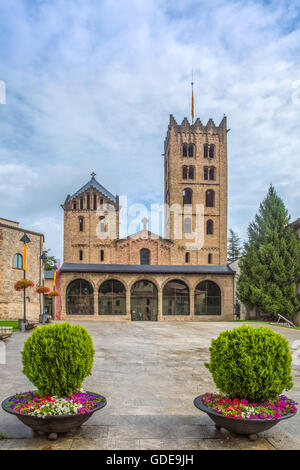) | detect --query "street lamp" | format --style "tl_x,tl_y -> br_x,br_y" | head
40,251 -> 47,324
20,233 -> 31,331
